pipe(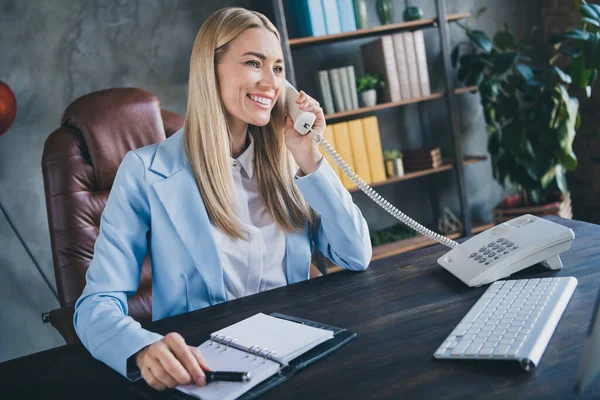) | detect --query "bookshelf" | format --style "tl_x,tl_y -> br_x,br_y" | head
325,86 -> 477,121
270,0 -> 483,267
288,12 -> 470,47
